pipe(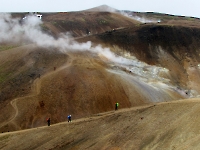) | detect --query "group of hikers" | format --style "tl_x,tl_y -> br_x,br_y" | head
46,115 -> 72,126
46,102 -> 119,126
